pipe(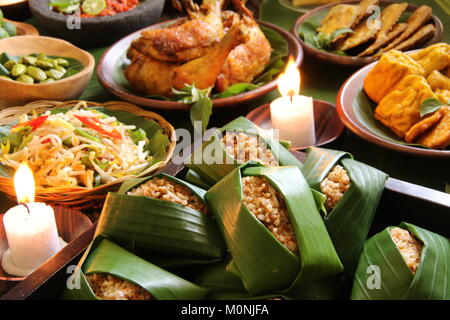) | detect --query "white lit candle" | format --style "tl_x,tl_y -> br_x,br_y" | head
270,57 -> 315,148
1,163 -> 62,277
